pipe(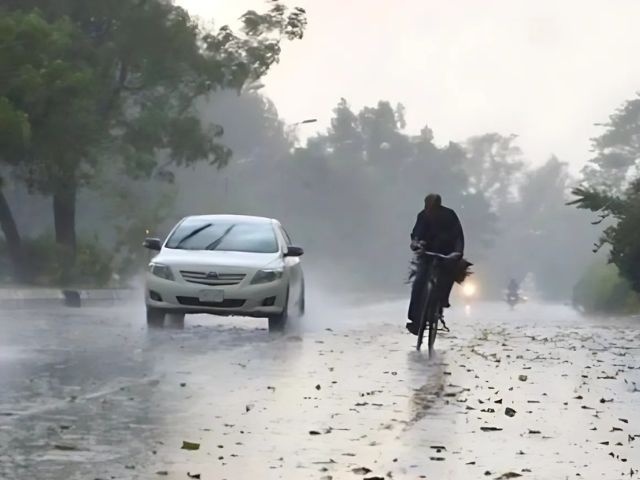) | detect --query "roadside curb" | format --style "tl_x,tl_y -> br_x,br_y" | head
0,289 -> 137,309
